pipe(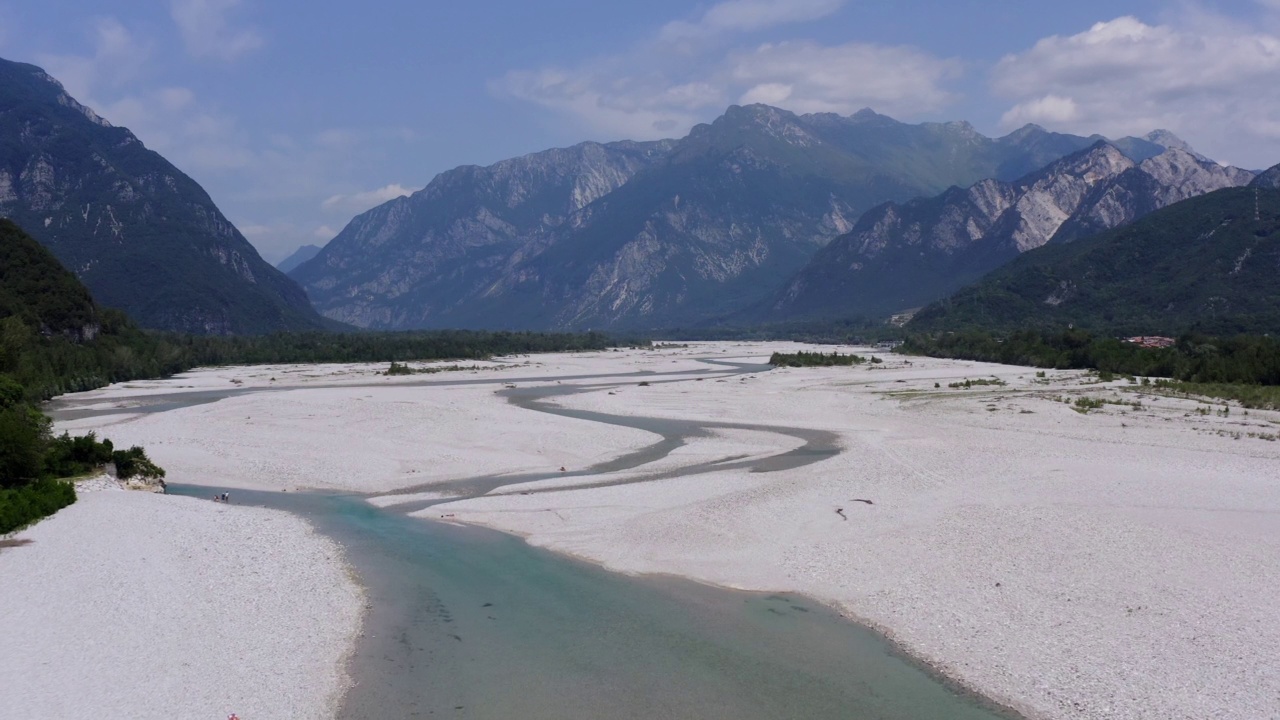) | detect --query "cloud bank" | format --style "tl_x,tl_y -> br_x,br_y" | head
993,15 -> 1280,165
493,0 -> 959,139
